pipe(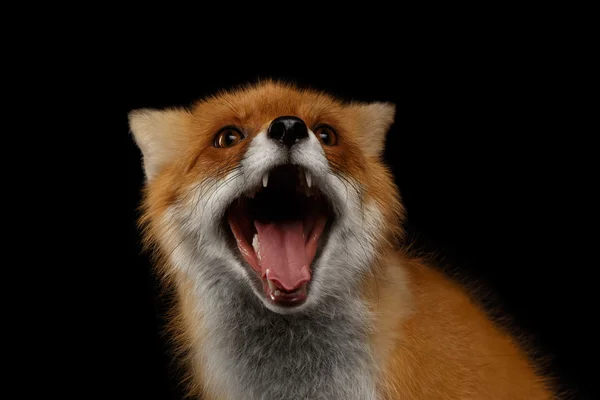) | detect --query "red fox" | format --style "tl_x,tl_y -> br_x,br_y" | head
129,80 -> 555,399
